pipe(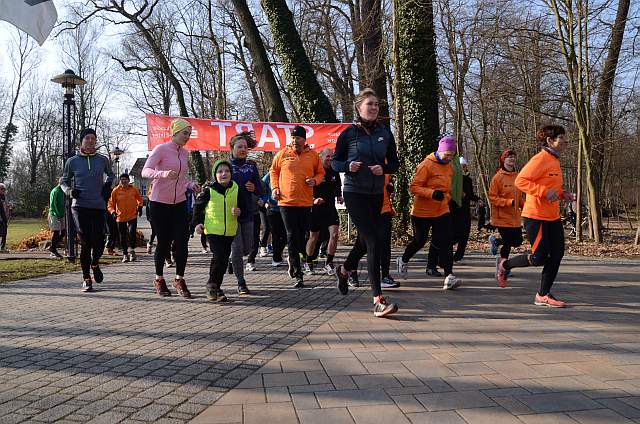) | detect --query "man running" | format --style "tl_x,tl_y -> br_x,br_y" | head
61,128 -> 115,292
108,173 -> 144,263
